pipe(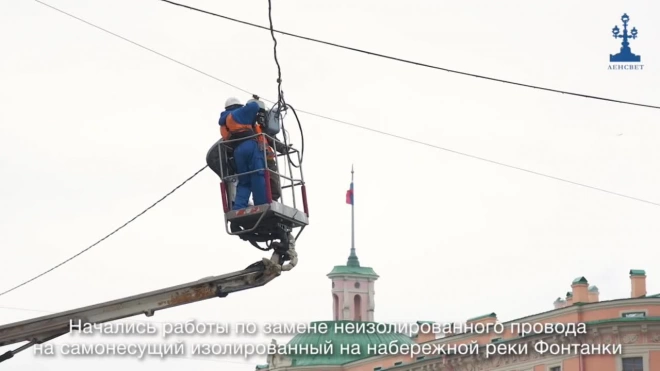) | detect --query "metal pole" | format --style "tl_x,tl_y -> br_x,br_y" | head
351,165 -> 355,256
